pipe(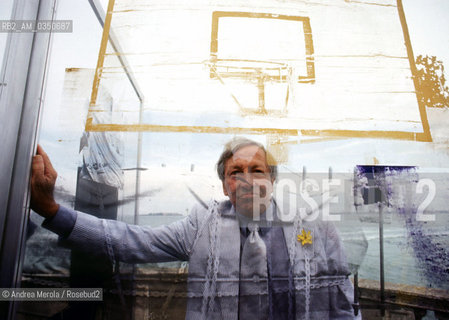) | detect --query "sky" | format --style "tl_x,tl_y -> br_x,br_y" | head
1,0 -> 448,95
38,0 -> 449,74
403,0 -> 449,76
109,0 -> 449,77
32,0 -> 449,163
18,0 -> 447,120
2,0 -> 449,191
